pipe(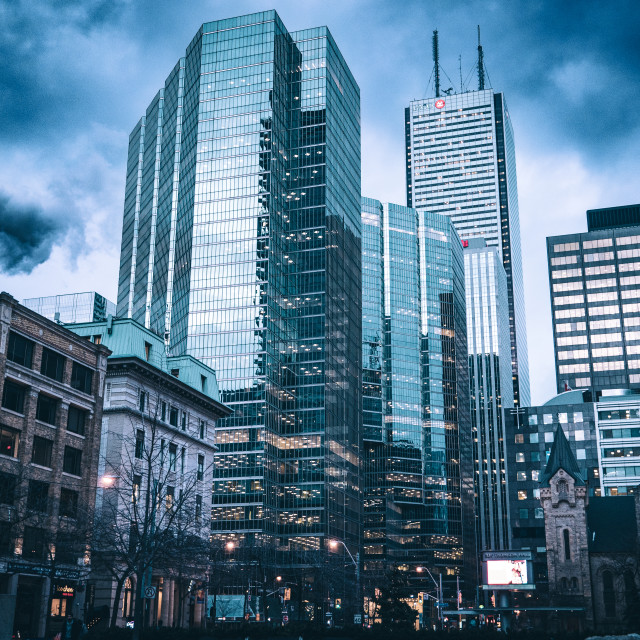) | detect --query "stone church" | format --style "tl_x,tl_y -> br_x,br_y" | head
539,425 -> 640,633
